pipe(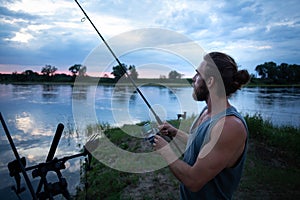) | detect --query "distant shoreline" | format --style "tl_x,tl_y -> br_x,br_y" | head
1,81 -> 300,88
